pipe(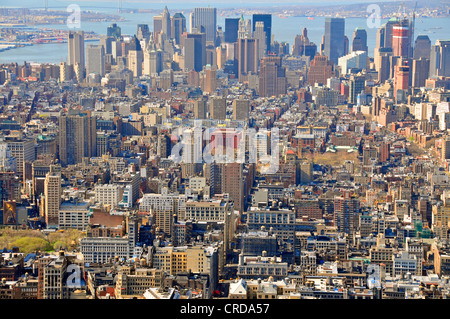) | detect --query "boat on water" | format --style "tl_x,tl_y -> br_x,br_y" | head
307,17 -> 315,20
279,15 -> 288,19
